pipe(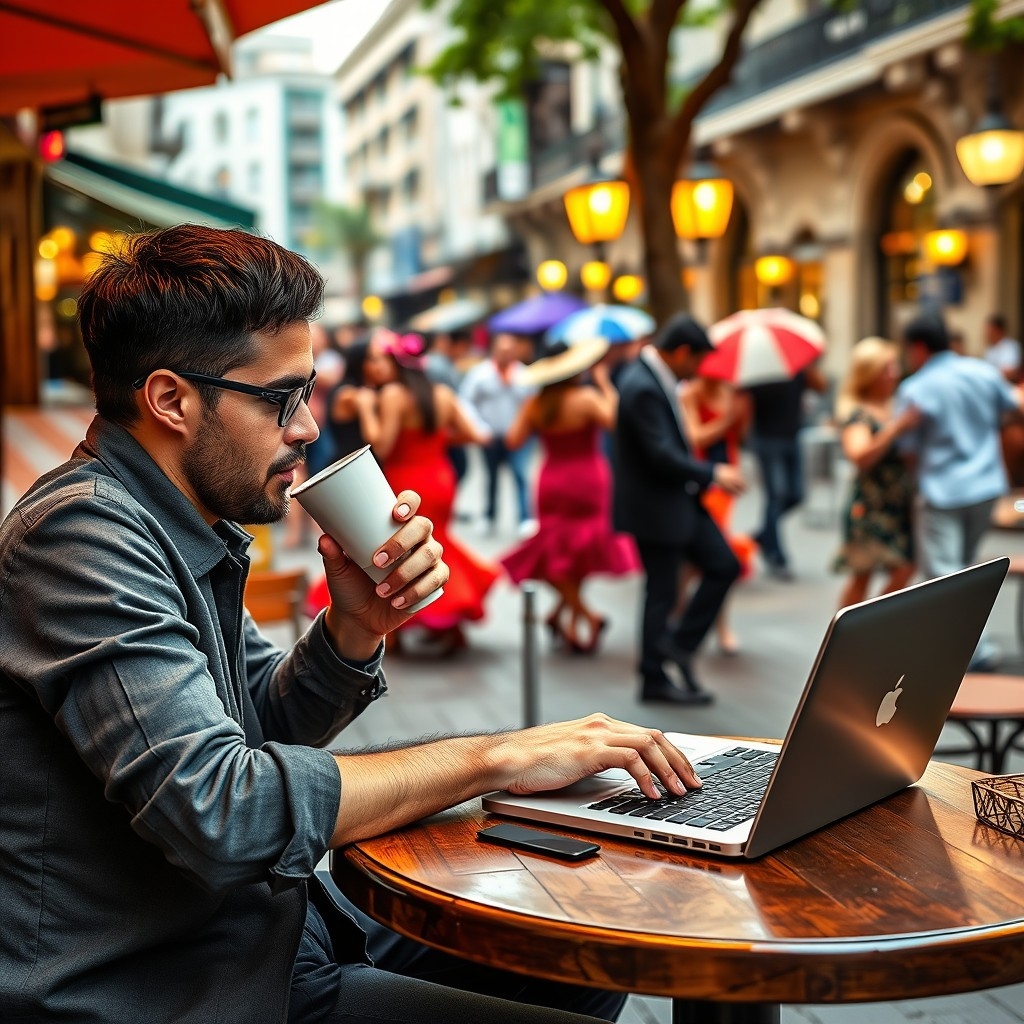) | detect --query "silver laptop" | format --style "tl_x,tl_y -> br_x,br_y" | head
483,557 -> 1008,859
